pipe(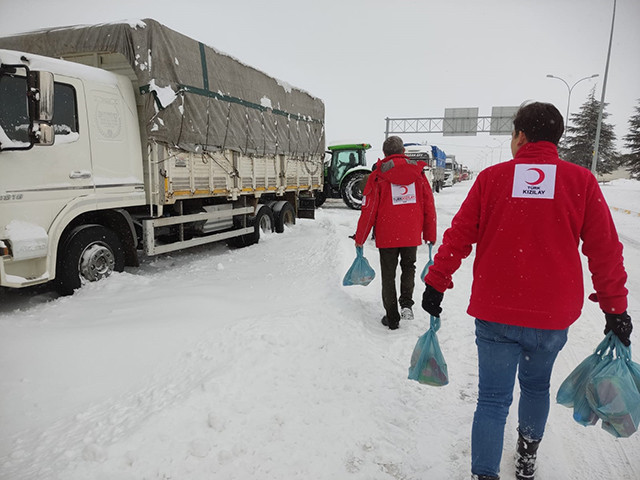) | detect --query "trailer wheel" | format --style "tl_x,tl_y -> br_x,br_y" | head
272,201 -> 296,233
55,225 -> 125,295
228,205 -> 274,248
341,171 -> 368,210
314,189 -> 327,207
